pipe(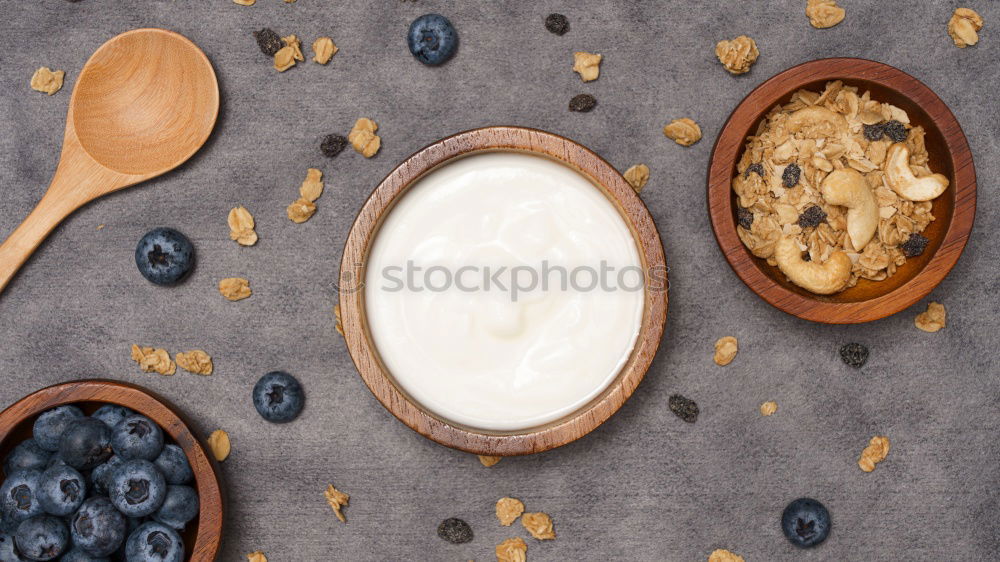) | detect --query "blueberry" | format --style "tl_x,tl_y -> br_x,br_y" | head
152,446 -> 192,486
91,406 -> 133,430
407,14 -> 458,66
124,522 -> 183,562
782,163 -> 802,188
111,416 -> 163,461
36,464 -> 86,517
32,406 -> 84,452
882,120 -> 908,143
436,517 -> 473,544
134,228 -> 195,286
14,515 -> 67,561
0,471 -> 44,533
781,497 -> 831,548
108,460 -> 166,518
60,547 -> 110,562
70,497 -> 127,558
839,343 -> 869,369
89,456 -> 122,497
252,371 -> 305,423
58,418 -> 113,471
0,532 -> 27,561
152,486 -> 198,530
3,441 -> 51,475
900,233 -> 929,258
